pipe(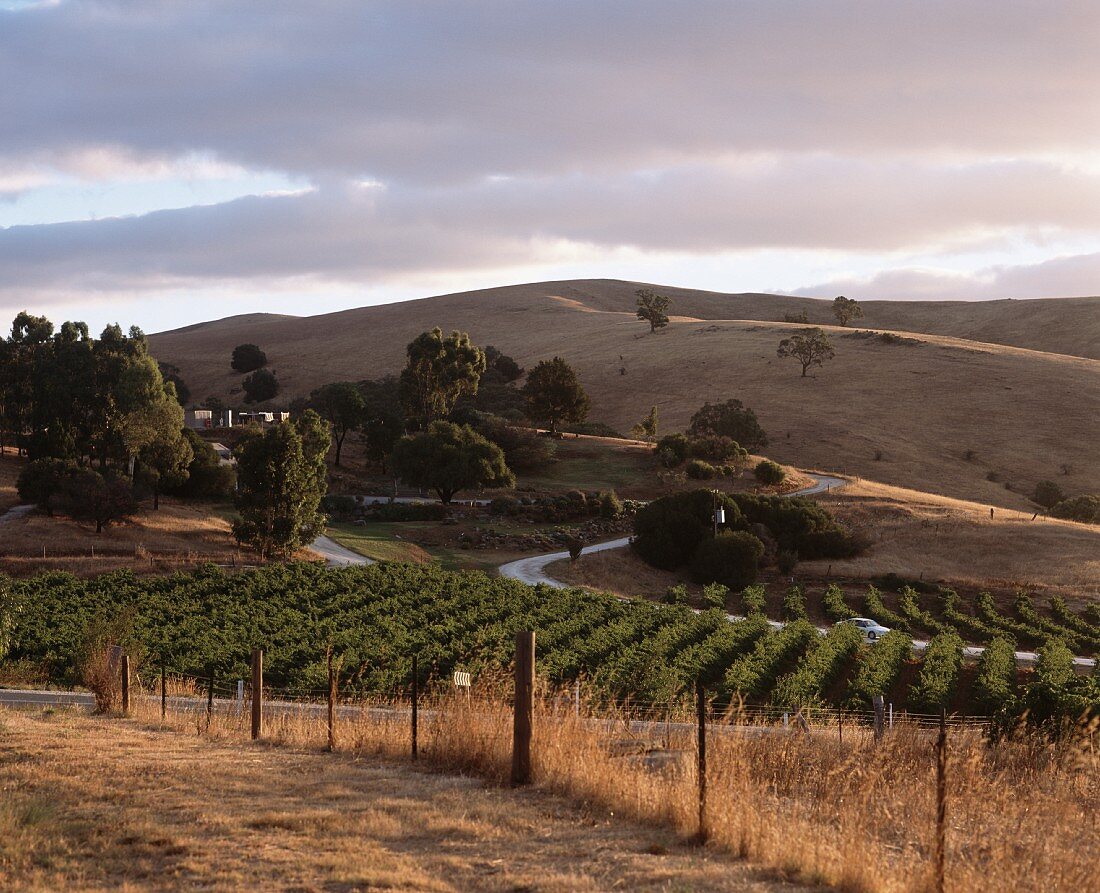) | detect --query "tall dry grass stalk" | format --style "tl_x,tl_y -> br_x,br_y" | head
130,681 -> 1098,893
